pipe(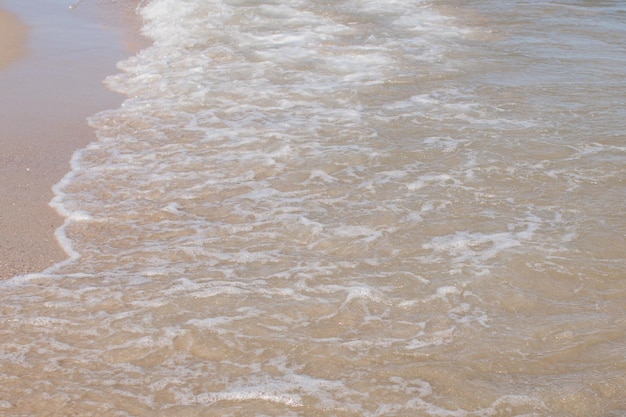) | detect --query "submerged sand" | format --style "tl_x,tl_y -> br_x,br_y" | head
0,1 -> 147,278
